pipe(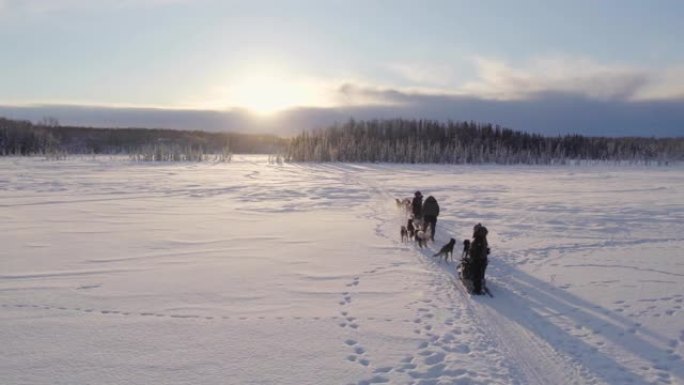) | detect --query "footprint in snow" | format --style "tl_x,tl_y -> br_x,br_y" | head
424,351 -> 446,365
338,290 -> 352,305
357,375 -> 389,384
